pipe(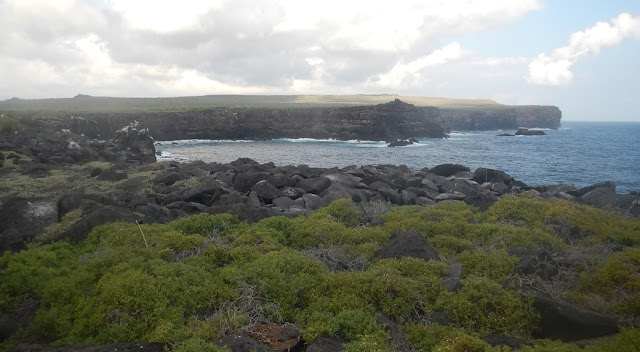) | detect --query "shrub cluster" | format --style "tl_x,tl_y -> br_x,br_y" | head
1,197 -> 639,351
